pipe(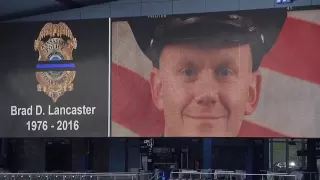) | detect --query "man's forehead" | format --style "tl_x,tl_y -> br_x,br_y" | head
162,42 -> 252,56
160,44 -> 252,67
